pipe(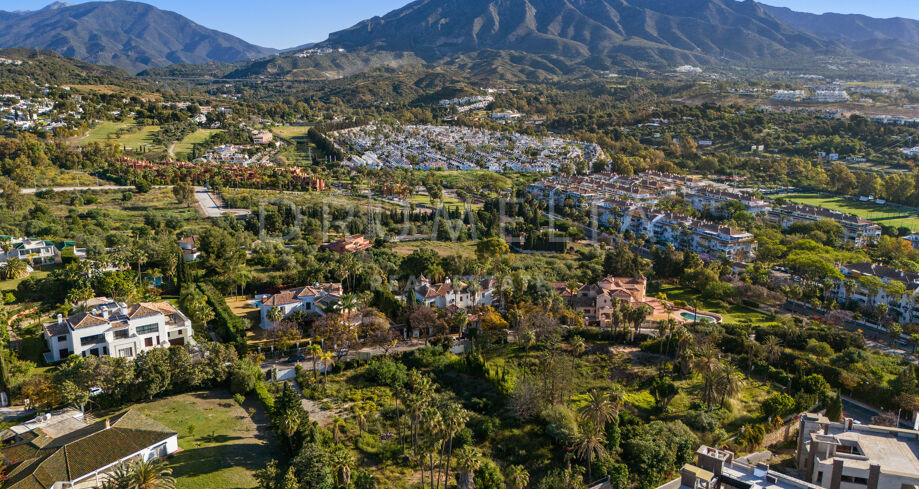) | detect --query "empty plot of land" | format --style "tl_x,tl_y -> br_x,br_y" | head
138,390 -> 278,489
